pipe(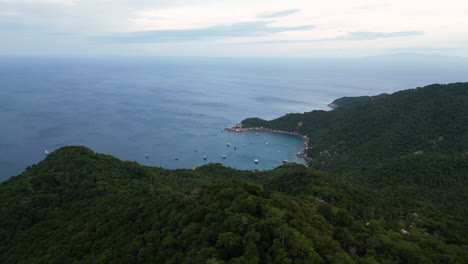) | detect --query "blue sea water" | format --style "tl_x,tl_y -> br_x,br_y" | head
1,55 -> 467,181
